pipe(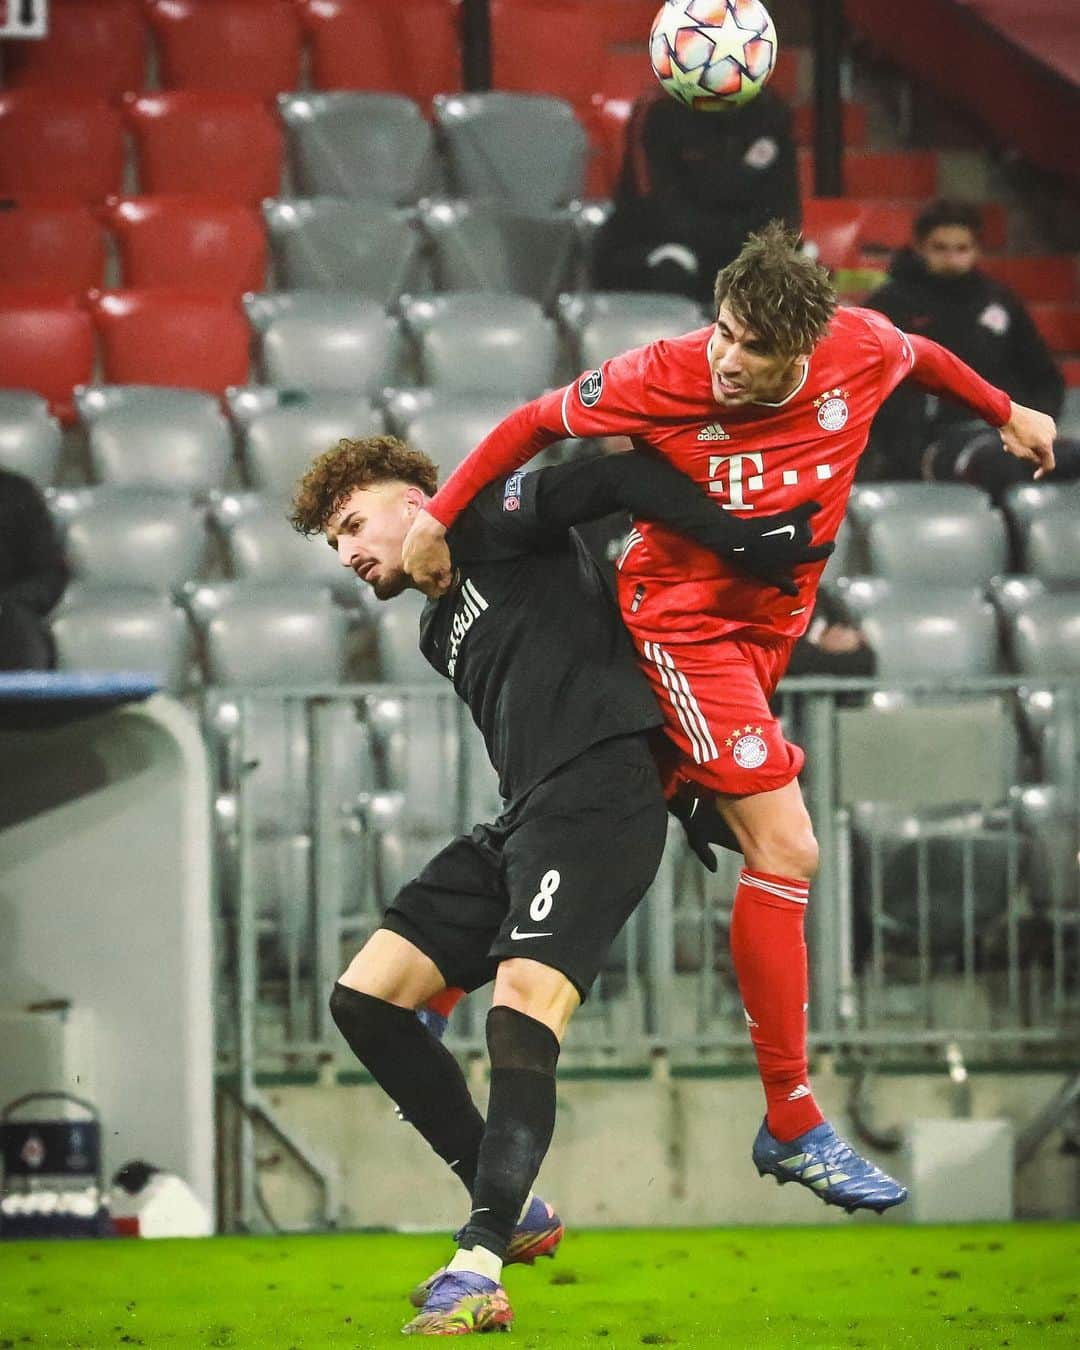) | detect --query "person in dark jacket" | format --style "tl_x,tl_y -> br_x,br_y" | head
864,199 -> 1069,493
0,467 -> 68,670
593,87 -> 800,306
